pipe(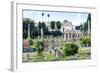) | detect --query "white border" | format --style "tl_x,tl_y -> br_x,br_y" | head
11,1 -> 97,71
